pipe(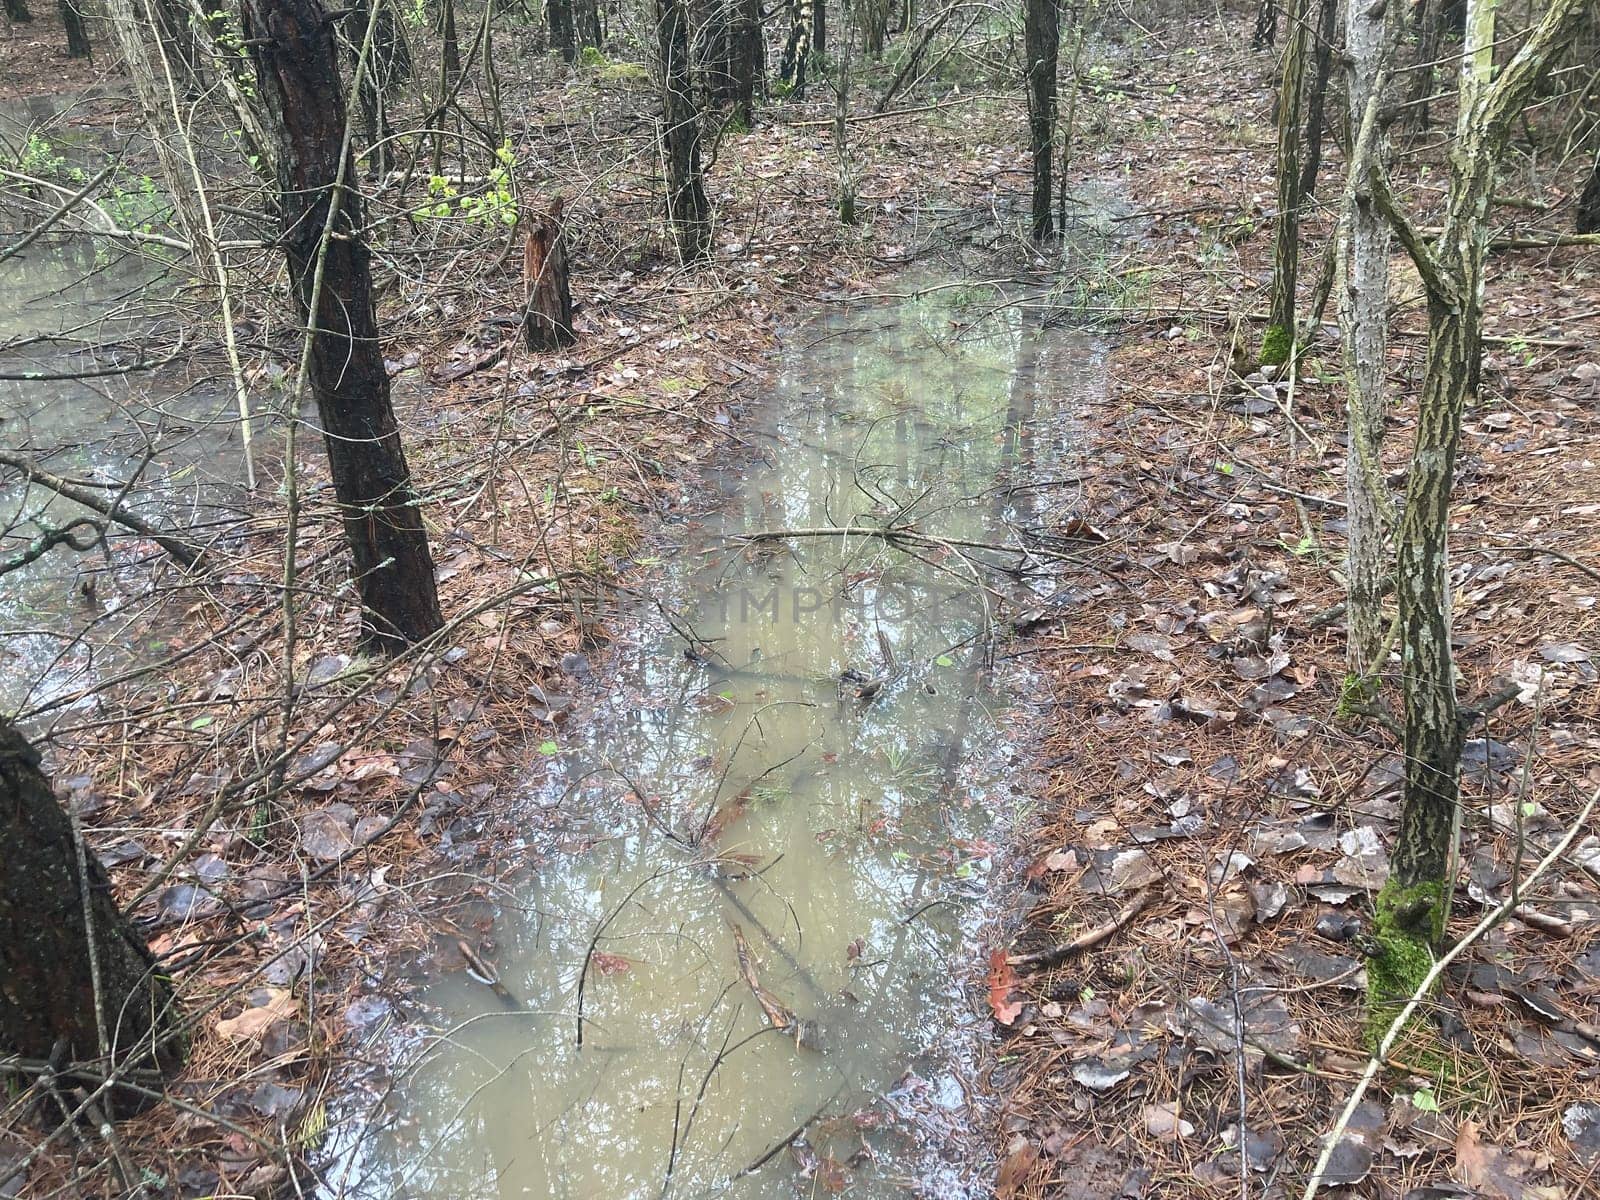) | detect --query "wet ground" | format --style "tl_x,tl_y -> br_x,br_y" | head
326,282 -> 1107,1198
